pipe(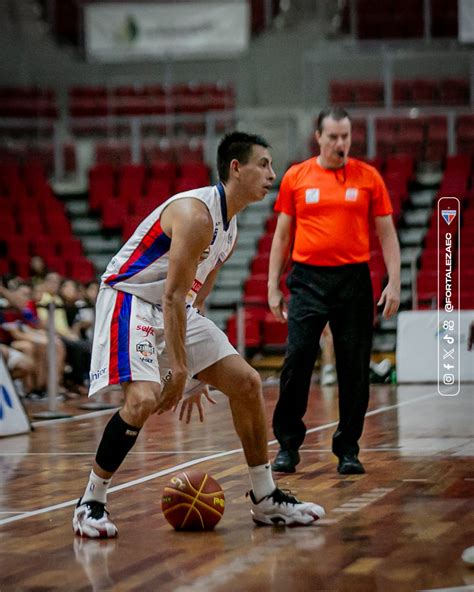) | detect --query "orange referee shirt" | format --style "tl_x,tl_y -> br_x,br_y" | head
274,157 -> 393,266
